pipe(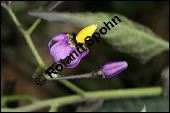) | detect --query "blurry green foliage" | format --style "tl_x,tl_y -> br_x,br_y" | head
98,96 -> 169,112
29,11 -> 168,63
